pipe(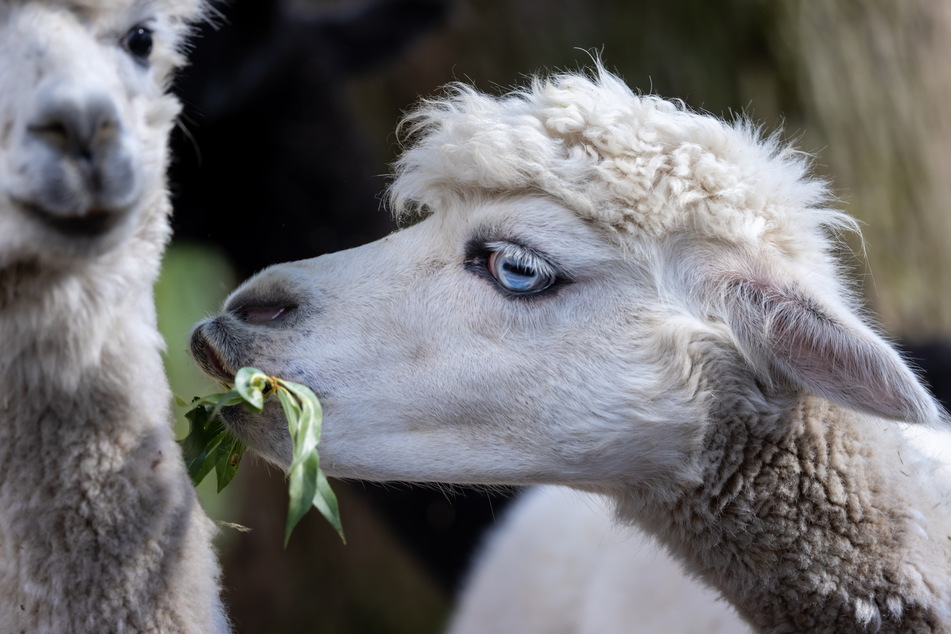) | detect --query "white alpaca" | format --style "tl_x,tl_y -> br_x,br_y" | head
191,66 -> 951,632
449,486 -> 748,633
0,2 -> 229,632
